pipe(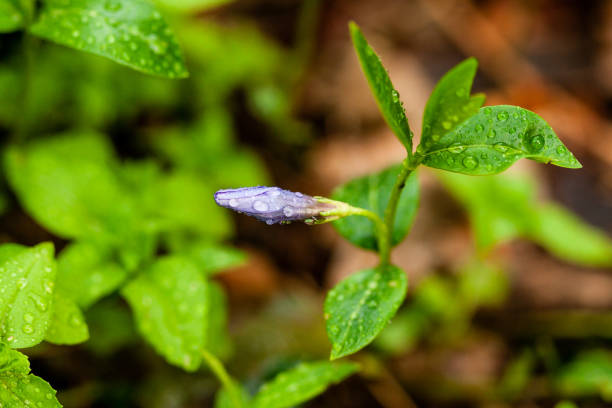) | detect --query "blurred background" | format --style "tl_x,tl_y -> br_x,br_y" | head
2,0 -> 612,407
